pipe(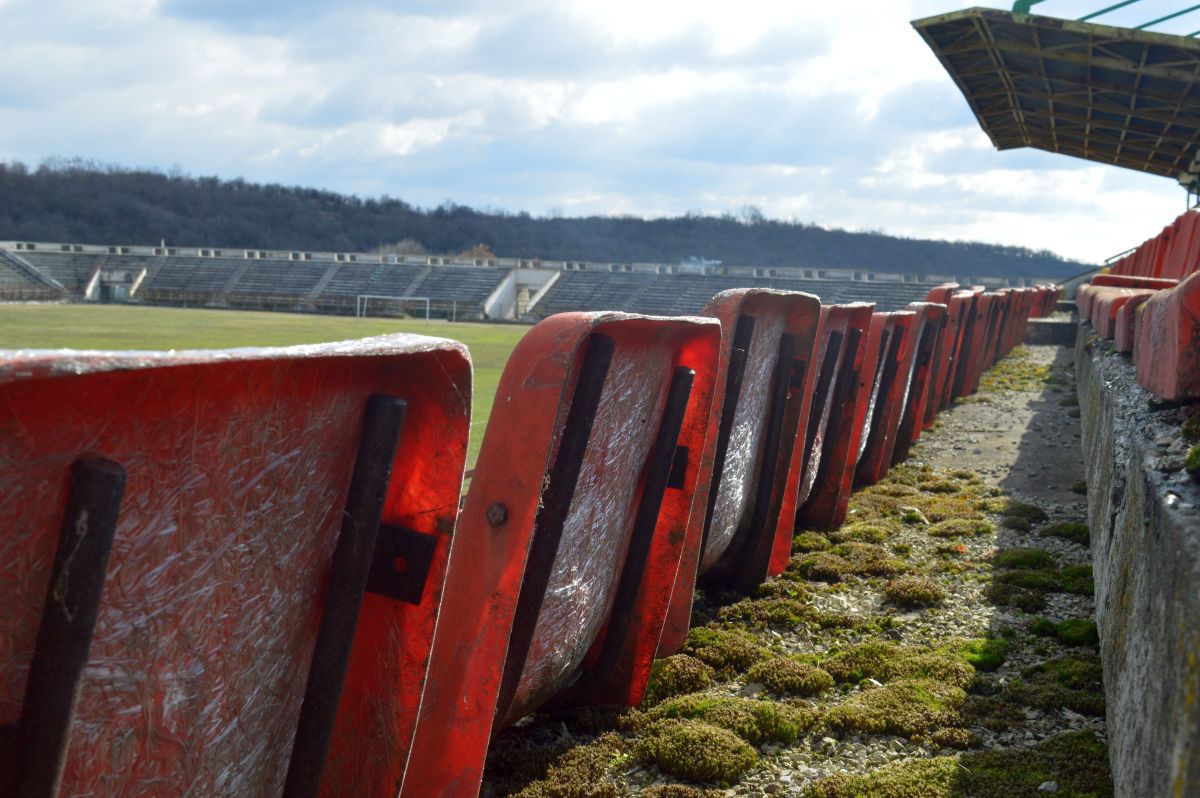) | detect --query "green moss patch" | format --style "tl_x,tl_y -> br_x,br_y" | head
805,731 -> 1111,797
883,575 -> 947,608
640,786 -> 721,798
792,553 -> 852,582
988,563 -> 1093,609
1041,521 -> 1089,545
938,638 -> 1008,672
1001,655 -> 1106,716
681,627 -> 773,678
819,642 -> 974,689
994,548 -> 1057,570
805,757 -> 958,798
985,581 -> 1047,612
826,678 -> 965,737
1182,413 -> 1200,443
1186,444 -> 1200,481
929,518 -> 994,538
983,498 -> 1049,531
746,657 -> 834,696
717,597 -> 810,630
1031,617 -> 1099,648
829,542 -> 910,576
828,522 -> 892,544
642,655 -> 714,707
647,694 -> 817,745
635,720 -> 757,785
496,733 -> 628,798
793,531 -> 831,552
